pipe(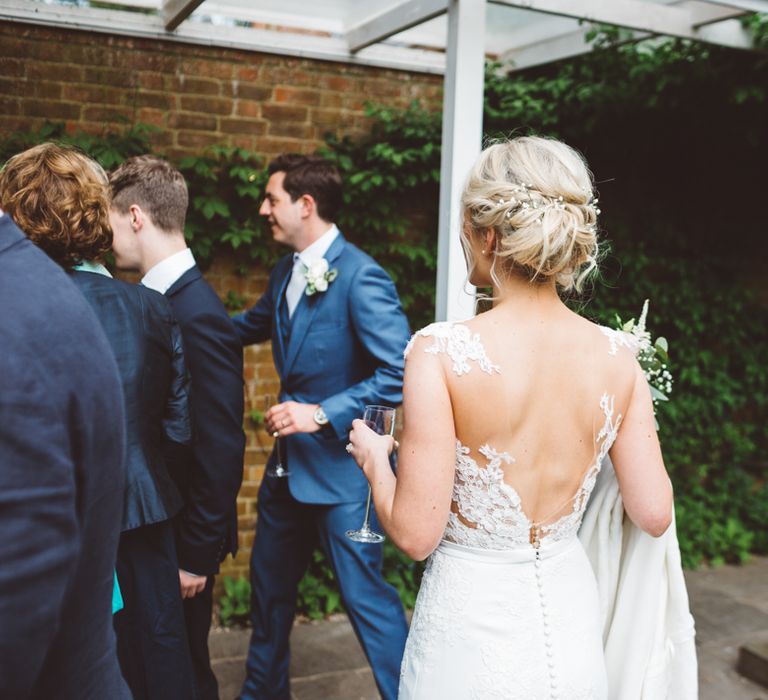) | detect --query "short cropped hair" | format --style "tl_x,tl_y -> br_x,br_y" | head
268,154 -> 342,223
109,155 -> 188,233
0,142 -> 112,268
